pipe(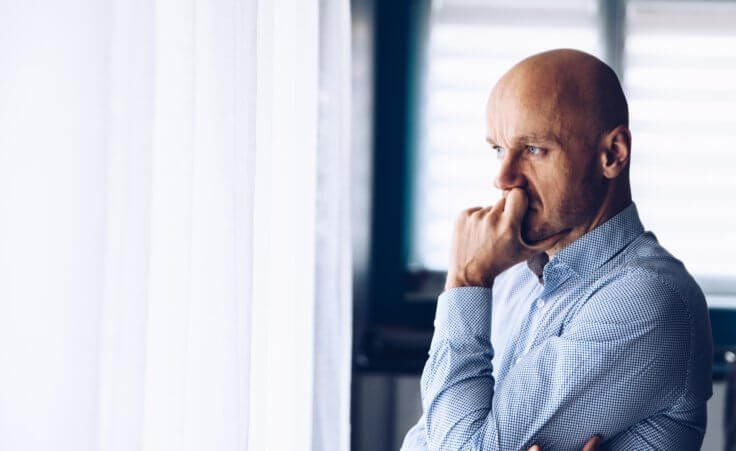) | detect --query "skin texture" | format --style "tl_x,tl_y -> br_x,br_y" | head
445,48 -> 633,451
446,49 -> 632,290
529,435 -> 601,451
488,49 -> 632,254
